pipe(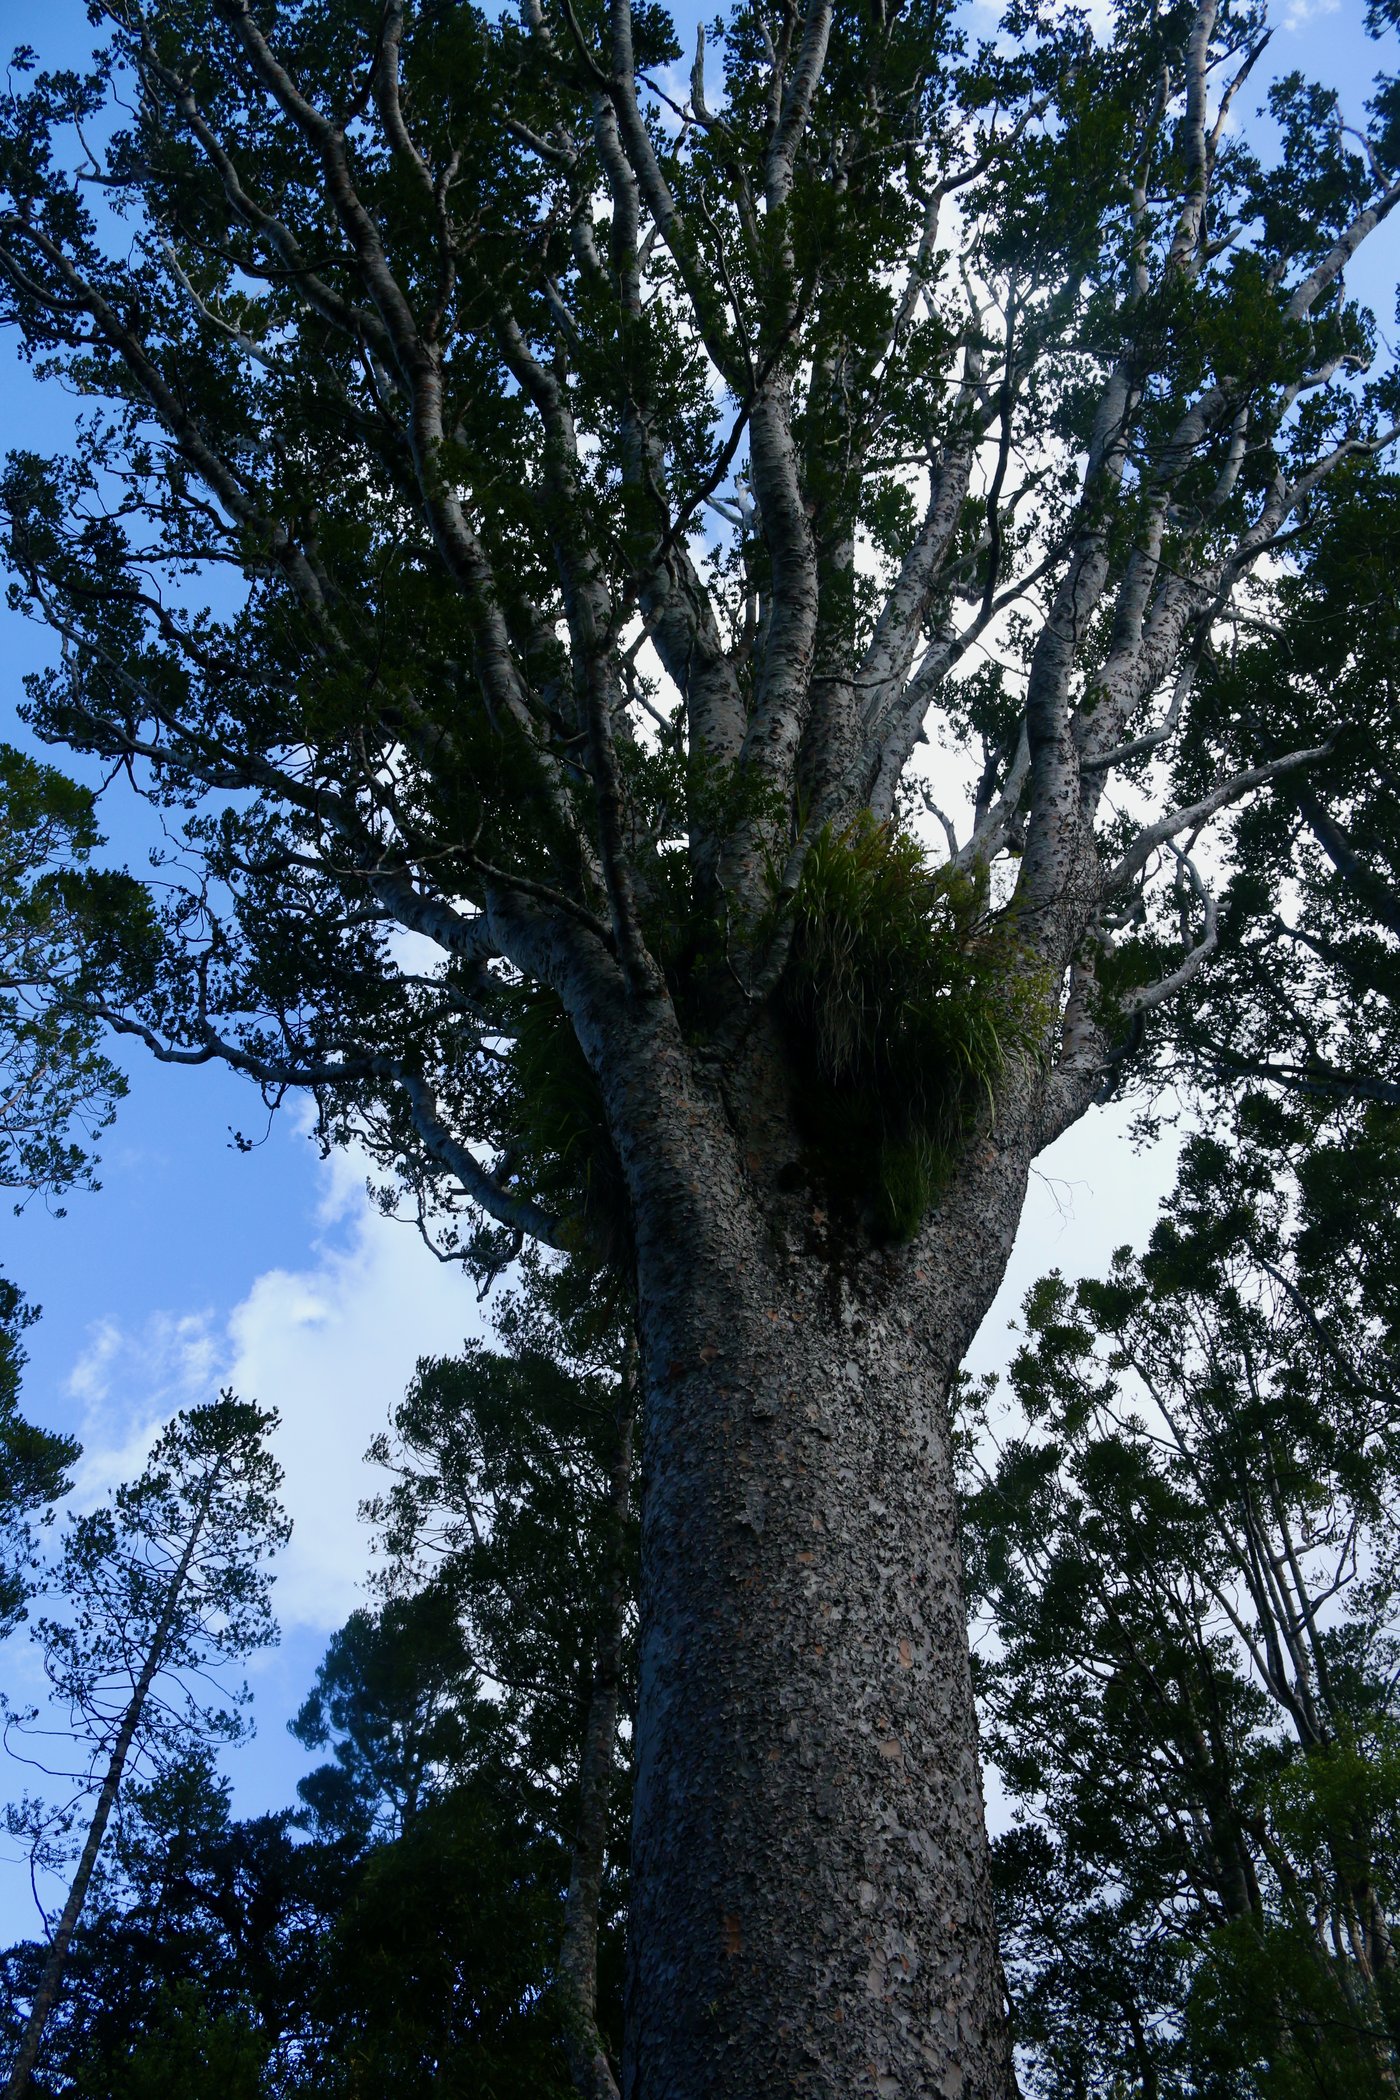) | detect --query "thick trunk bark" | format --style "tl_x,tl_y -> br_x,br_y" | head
620,1065 -> 1035,2100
